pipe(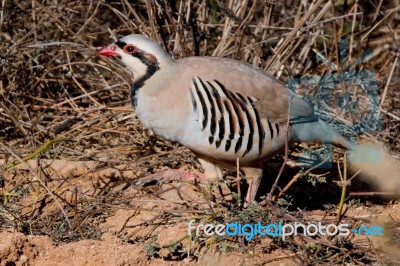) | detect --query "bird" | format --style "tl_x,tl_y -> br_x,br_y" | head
97,34 -> 400,205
